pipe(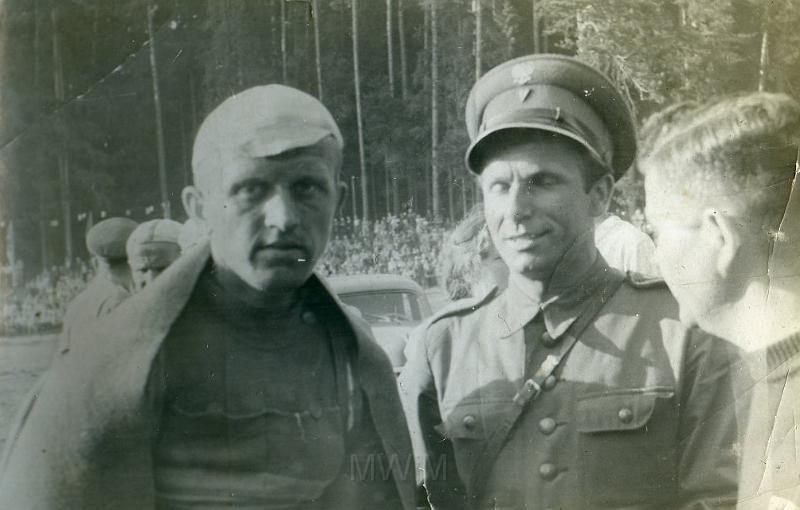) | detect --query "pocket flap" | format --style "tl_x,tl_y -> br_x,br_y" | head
577,389 -> 674,433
